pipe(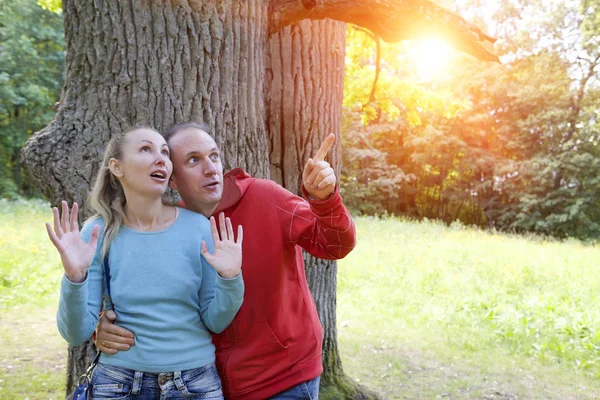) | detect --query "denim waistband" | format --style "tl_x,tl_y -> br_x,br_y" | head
93,362 -> 215,393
